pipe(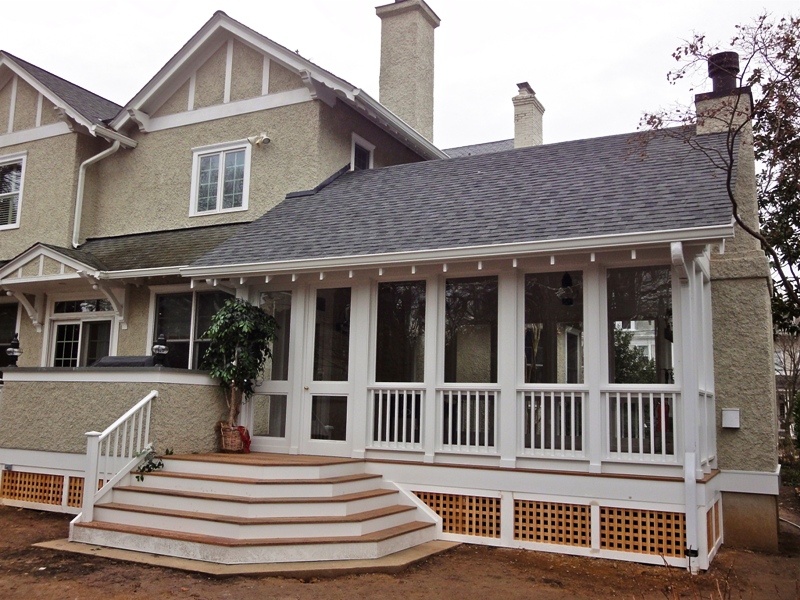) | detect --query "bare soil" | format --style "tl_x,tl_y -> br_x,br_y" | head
1,491 -> 799,600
